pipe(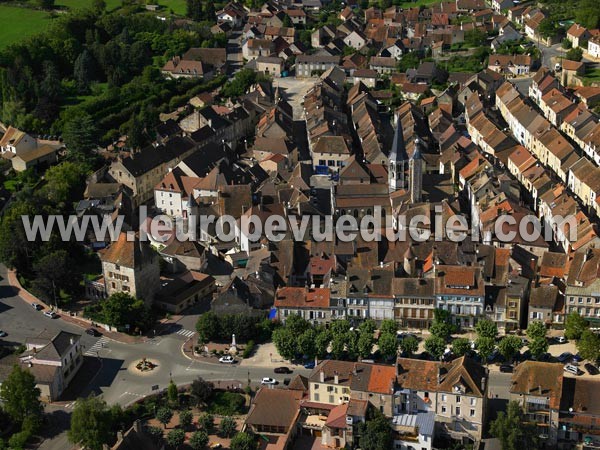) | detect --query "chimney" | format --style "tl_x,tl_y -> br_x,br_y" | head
70,337 -> 74,346
134,419 -> 143,434
320,370 -> 325,383
334,371 -> 339,384
481,376 -> 486,393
